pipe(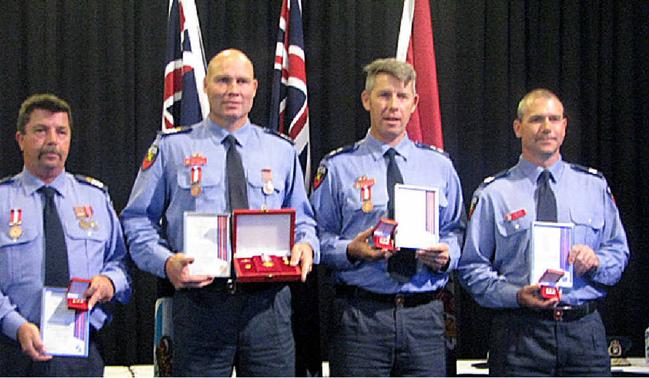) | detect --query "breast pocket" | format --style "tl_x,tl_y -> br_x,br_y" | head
495,212 -> 532,260
0,226 -> 40,284
569,207 -> 604,247
64,220 -> 110,278
247,168 -> 285,209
